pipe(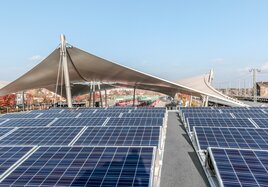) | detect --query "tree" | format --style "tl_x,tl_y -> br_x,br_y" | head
0,94 -> 16,107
